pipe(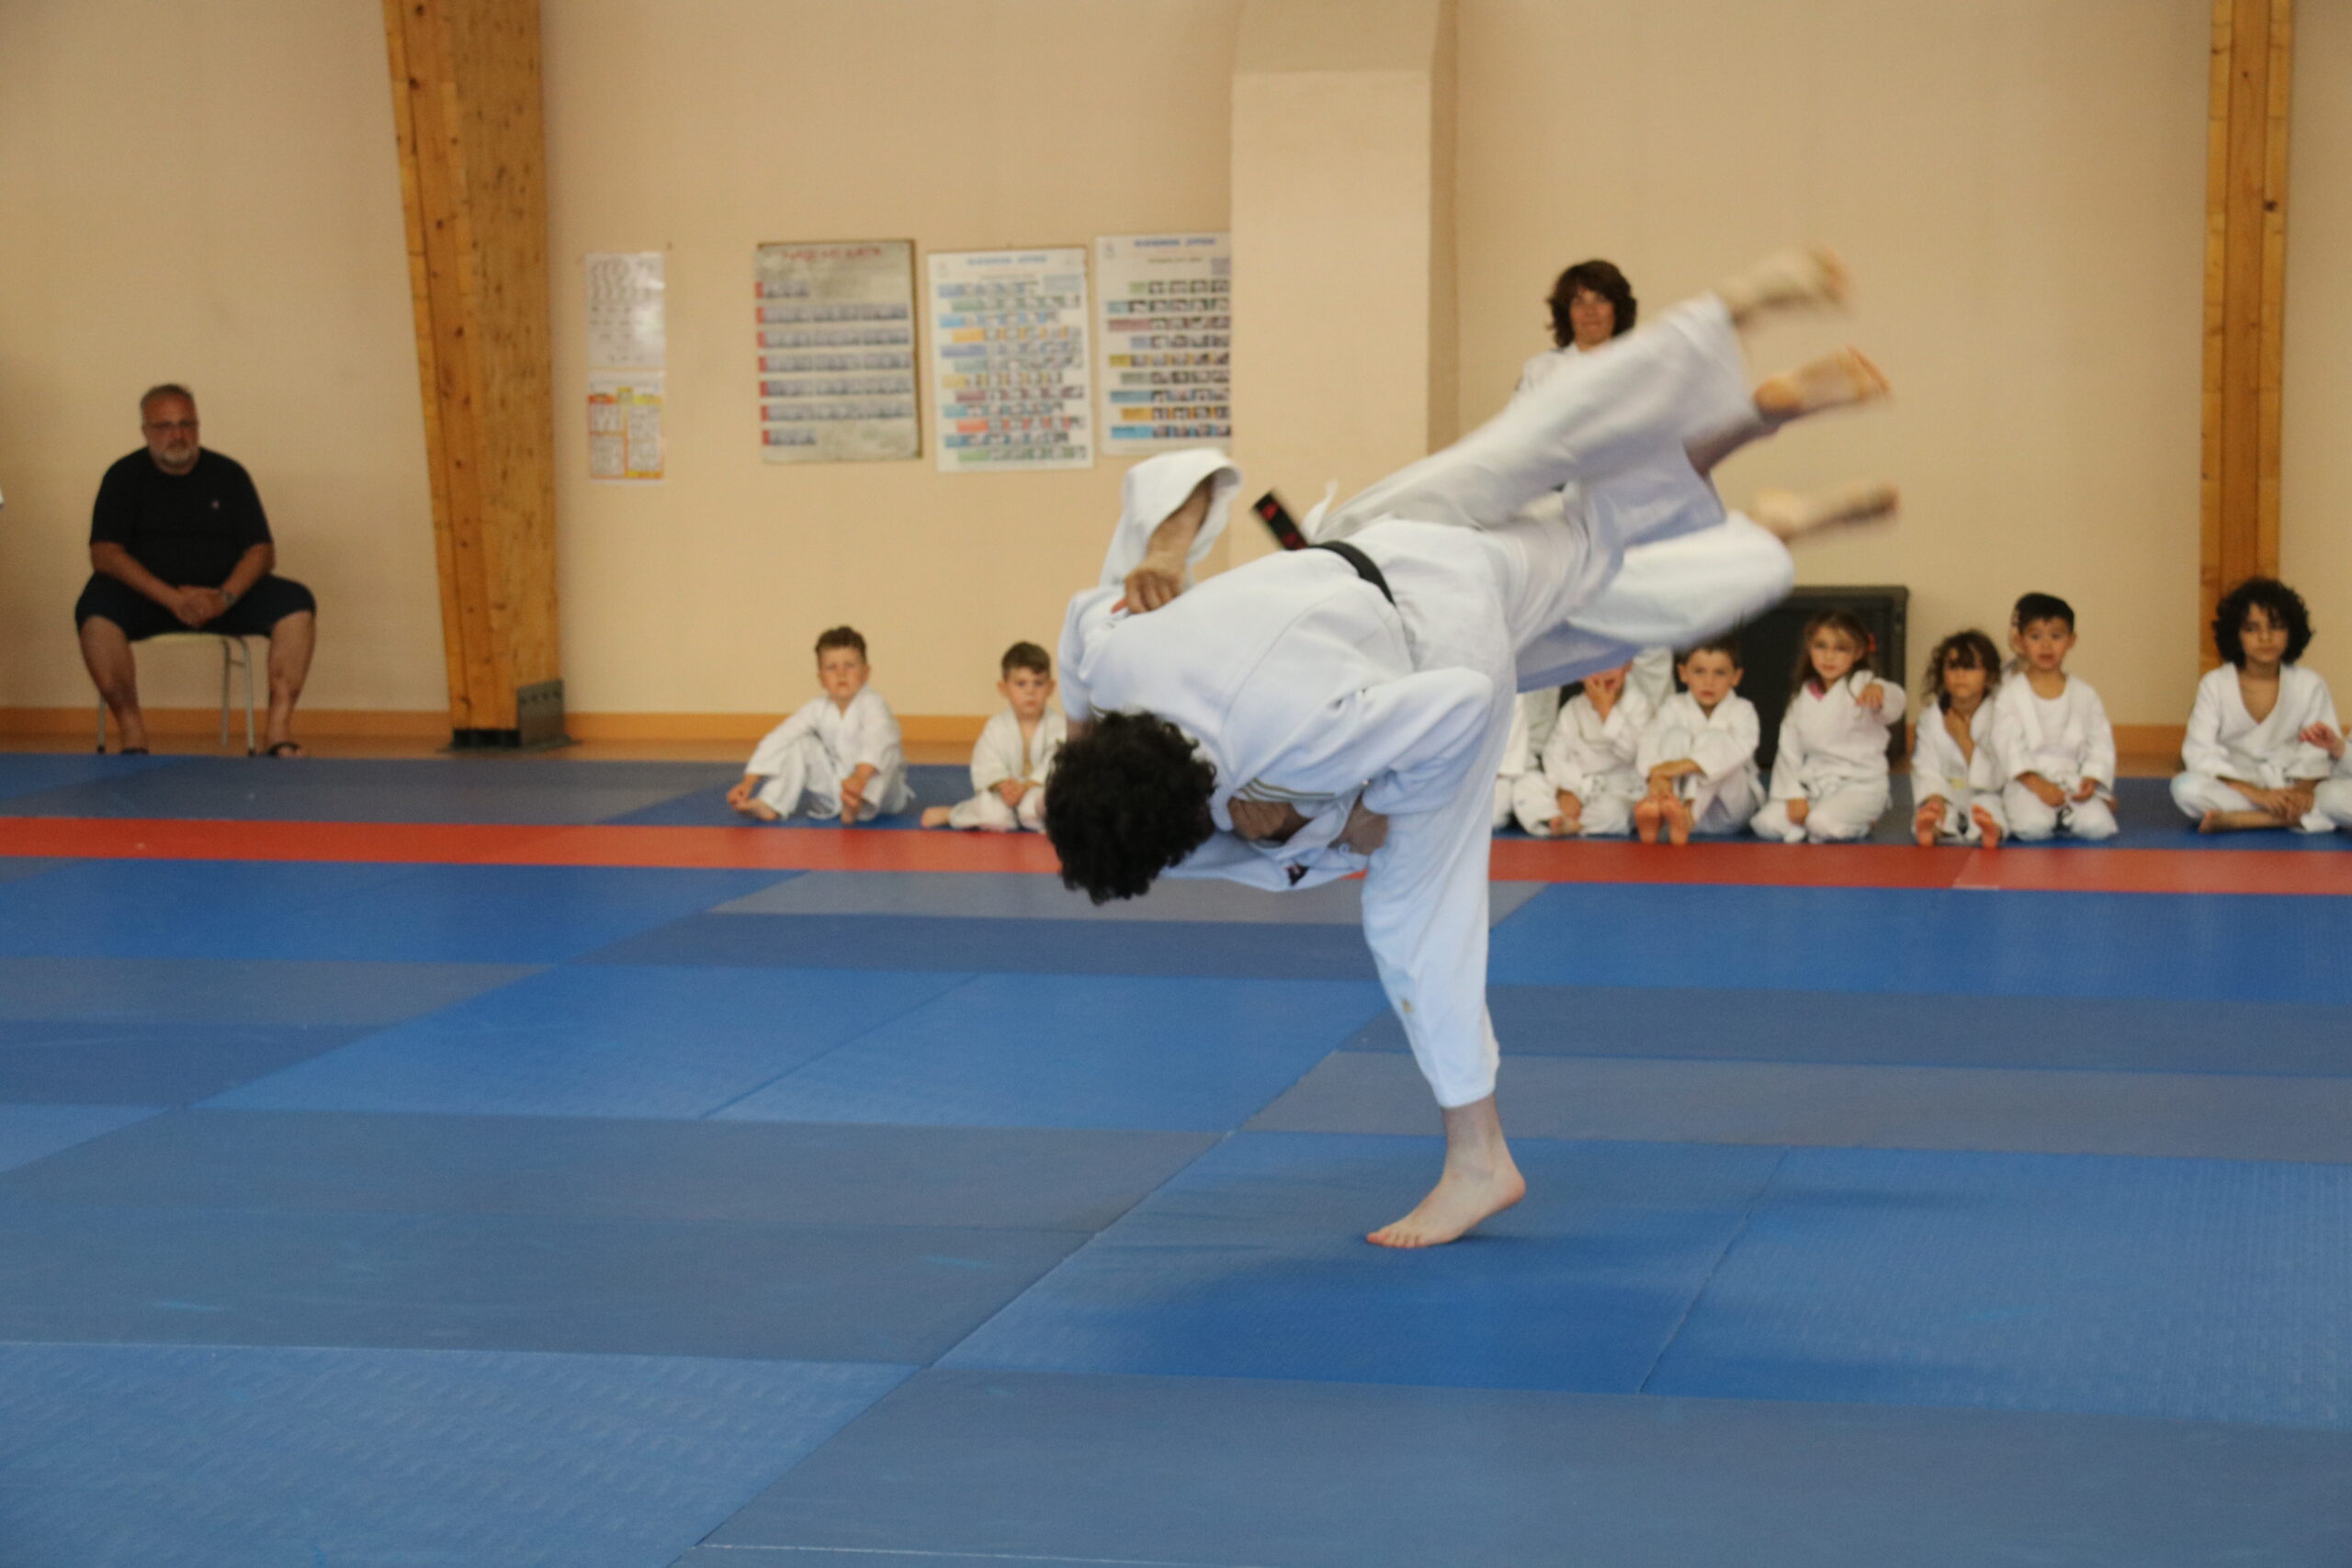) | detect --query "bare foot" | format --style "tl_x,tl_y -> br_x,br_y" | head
1749,479 -> 1900,543
1971,805 -> 2003,848
1366,1096 -> 1525,1249
1665,795 -> 1693,846
921,806 -> 954,829
732,797 -> 782,822
2201,808 -> 2278,833
1753,346 -> 1891,426
1913,810 -> 1939,849
1716,245 -> 1849,325
1635,797 -> 1664,844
